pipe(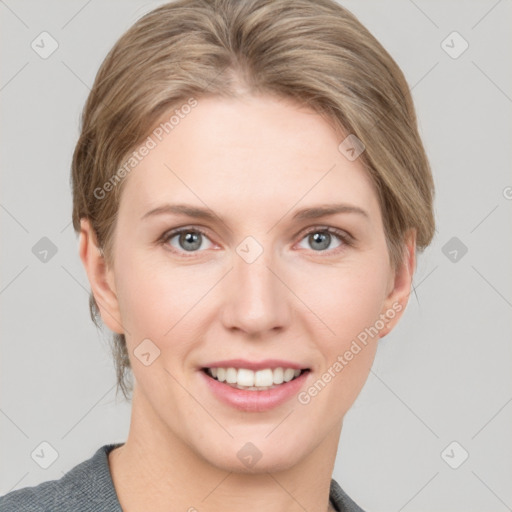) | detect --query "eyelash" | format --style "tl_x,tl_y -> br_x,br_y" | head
159,225 -> 353,258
